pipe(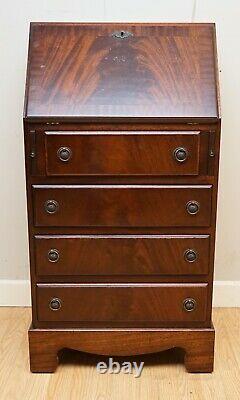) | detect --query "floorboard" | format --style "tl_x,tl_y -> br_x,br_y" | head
0,308 -> 239,400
